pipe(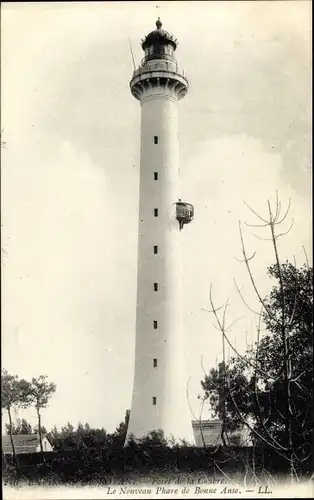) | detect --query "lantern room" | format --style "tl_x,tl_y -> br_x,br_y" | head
141,18 -> 178,65
176,201 -> 194,230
